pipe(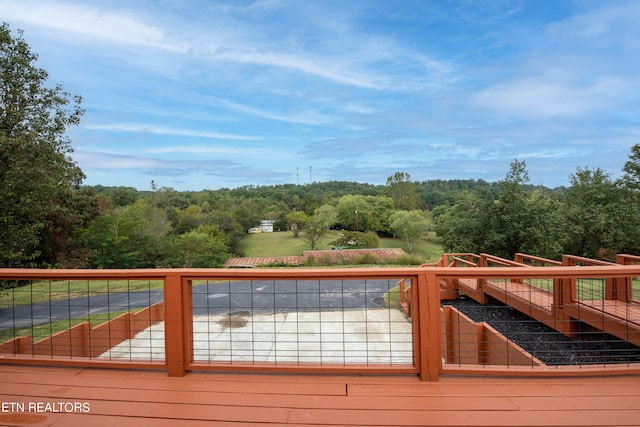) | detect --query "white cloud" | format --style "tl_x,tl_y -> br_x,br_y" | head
214,49 -> 386,90
146,144 -> 287,160
546,2 -> 640,49
74,150 -> 162,170
3,0 -> 454,93
84,123 -> 261,141
472,76 -> 628,118
0,0 -> 187,52
216,98 -> 335,126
